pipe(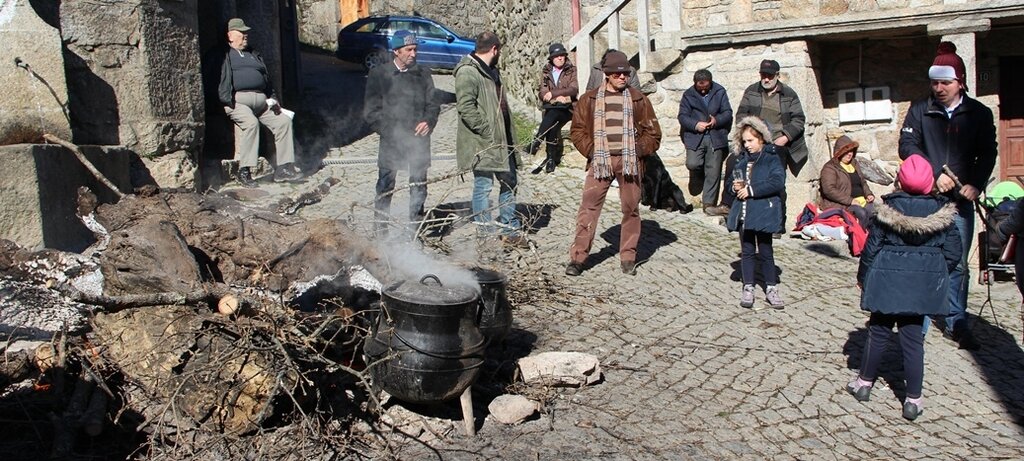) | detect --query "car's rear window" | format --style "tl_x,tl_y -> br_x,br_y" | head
344,19 -> 381,33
